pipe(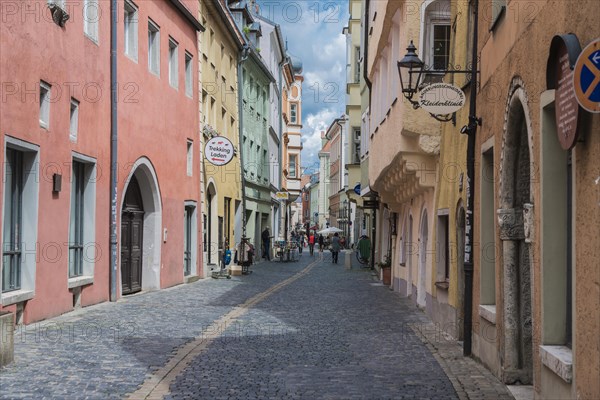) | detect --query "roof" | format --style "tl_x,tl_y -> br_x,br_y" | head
169,0 -> 204,31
